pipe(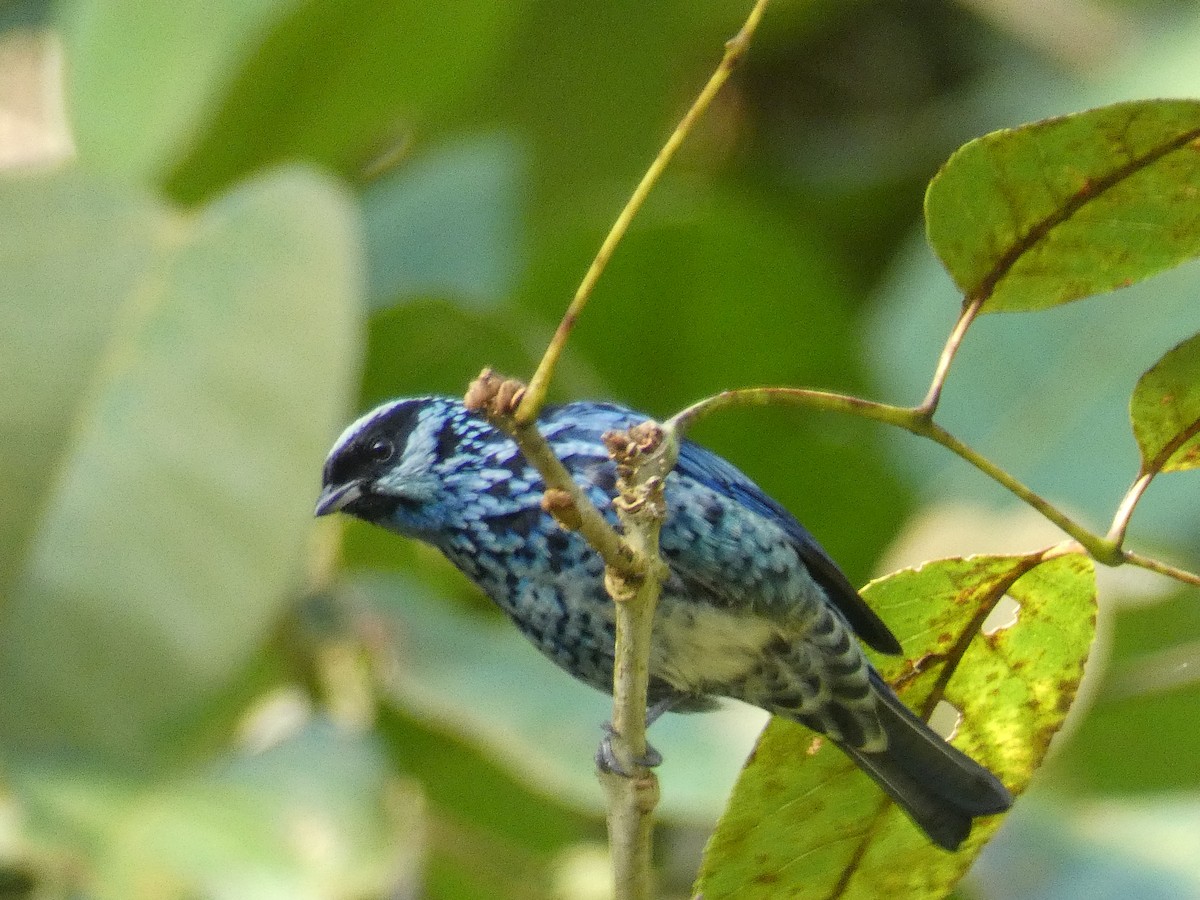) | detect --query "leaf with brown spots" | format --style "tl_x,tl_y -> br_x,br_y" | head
925,99 -> 1200,312
692,553 -> 1096,899
1130,332 -> 1200,474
